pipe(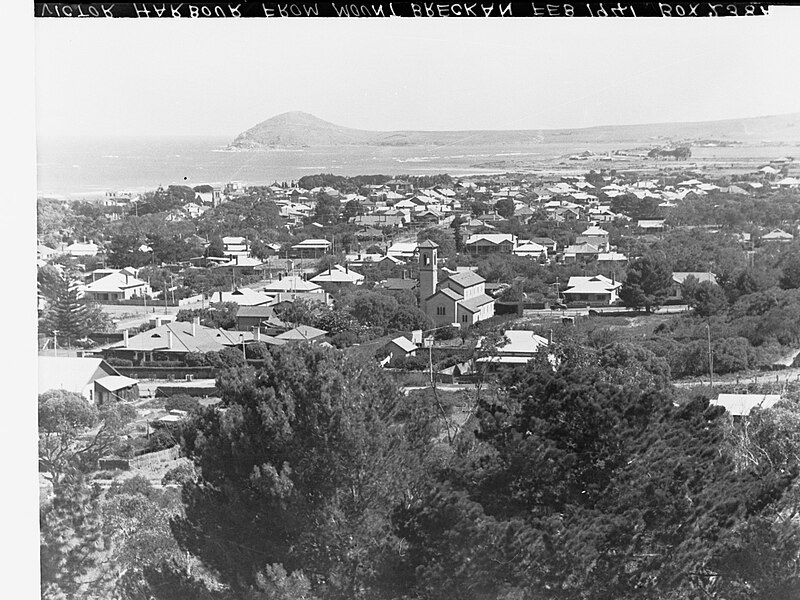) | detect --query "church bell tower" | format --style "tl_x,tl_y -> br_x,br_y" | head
418,239 -> 438,313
